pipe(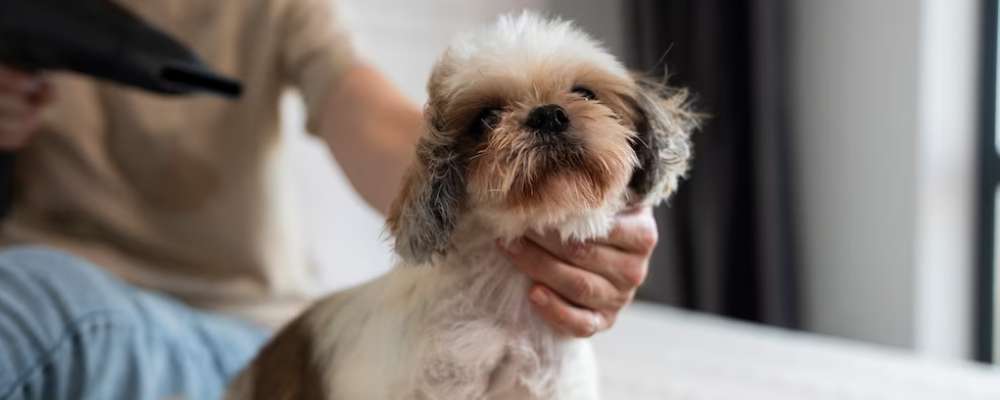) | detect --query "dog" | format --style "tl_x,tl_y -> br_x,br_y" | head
226,12 -> 696,400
